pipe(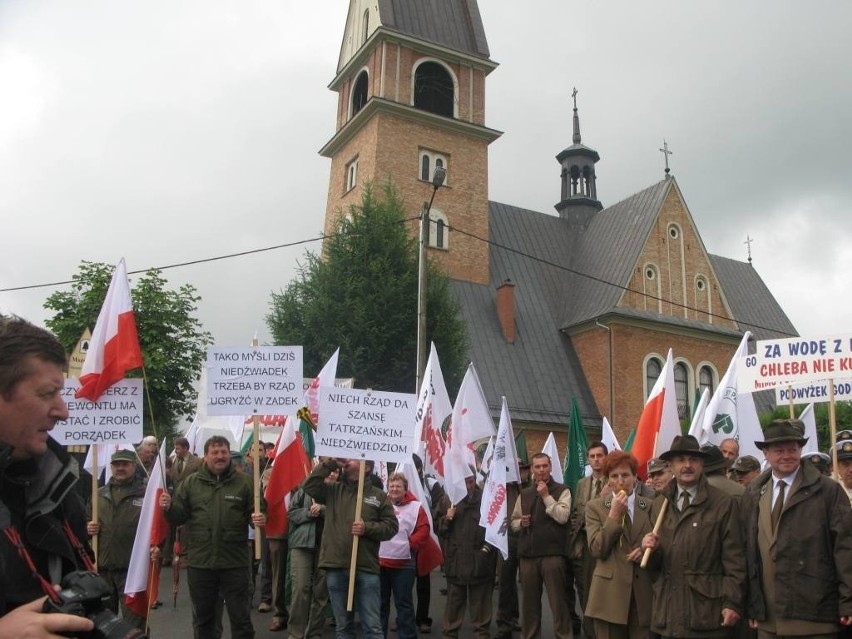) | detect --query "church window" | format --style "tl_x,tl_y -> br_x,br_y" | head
419,149 -> 448,184
645,266 -> 657,281
674,361 -> 690,420
645,357 -> 662,400
362,9 -> 369,45
352,70 -> 369,117
345,157 -> 358,193
668,224 -> 680,240
428,209 -> 449,250
413,61 -> 454,118
695,275 -> 707,291
698,365 -> 715,396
